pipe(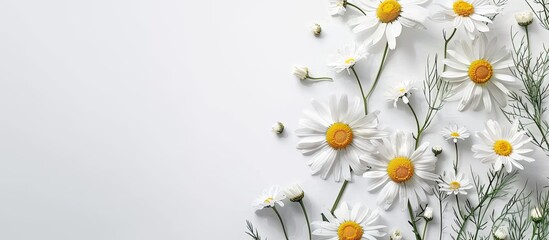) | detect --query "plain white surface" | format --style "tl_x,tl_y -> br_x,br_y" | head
1,0 -> 549,239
